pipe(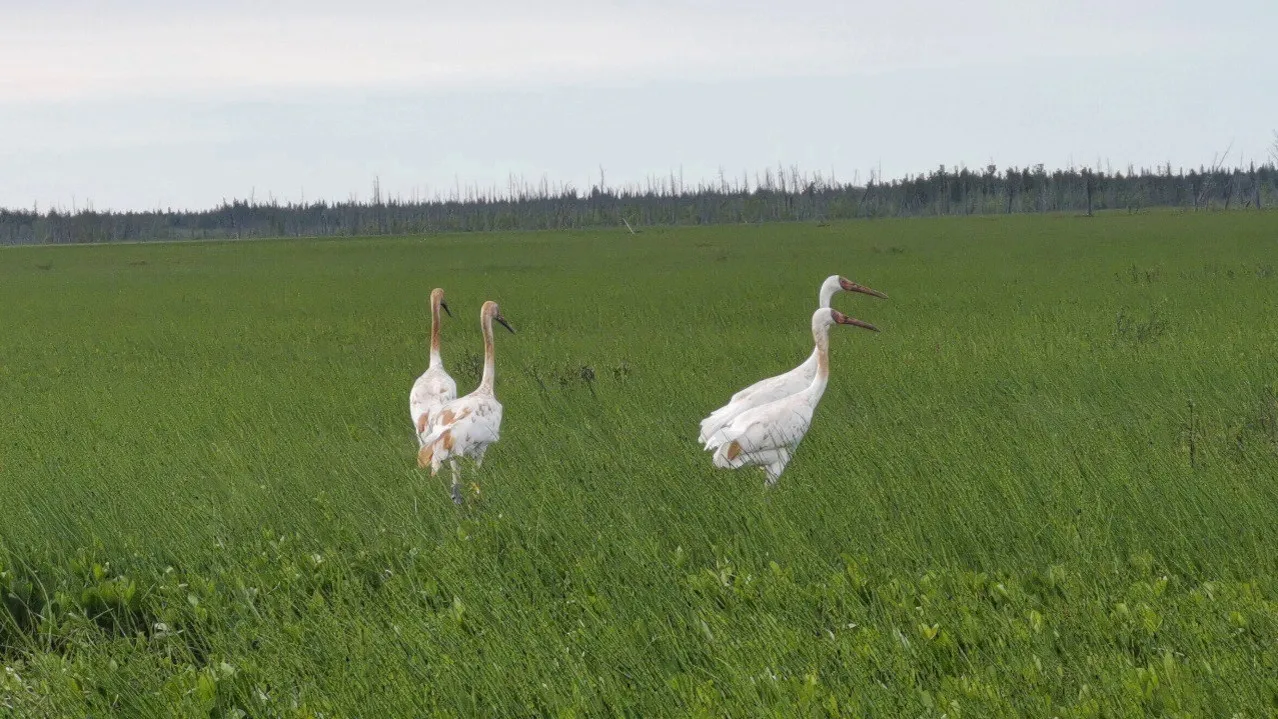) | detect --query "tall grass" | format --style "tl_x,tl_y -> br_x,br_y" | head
2,212 -> 1277,716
